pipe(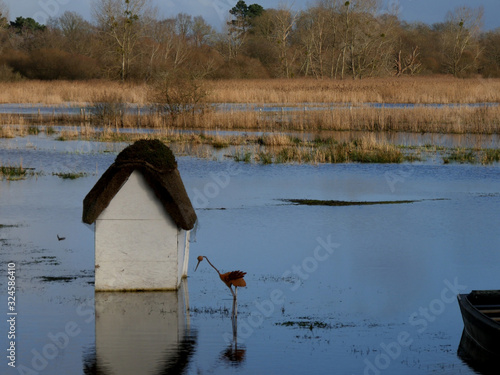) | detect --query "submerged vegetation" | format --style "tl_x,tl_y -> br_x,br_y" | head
38,276 -> 78,283
52,172 -> 87,180
0,224 -> 18,229
0,79 -> 498,167
443,149 -> 477,164
481,149 -> 500,164
275,320 -> 334,329
0,162 -> 29,180
2,122 -> 498,166
283,199 -> 419,206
